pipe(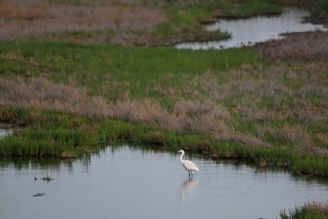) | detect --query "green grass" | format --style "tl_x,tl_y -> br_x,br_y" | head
0,40 -> 260,101
310,0 -> 328,21
147,0 -> 281,41
280,203 -> 328,219
272,0 -> 328,23
1,107 -> 328,177
219,0 -> 281,18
